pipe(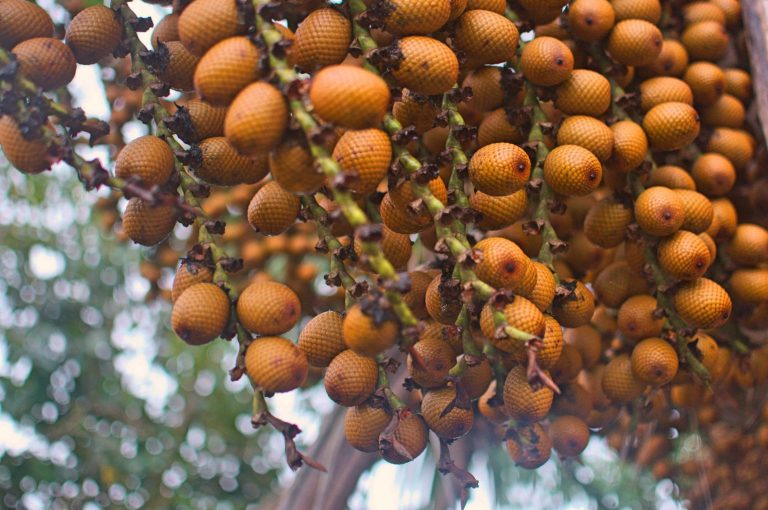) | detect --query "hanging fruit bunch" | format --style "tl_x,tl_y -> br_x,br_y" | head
2,0 -> 767,504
